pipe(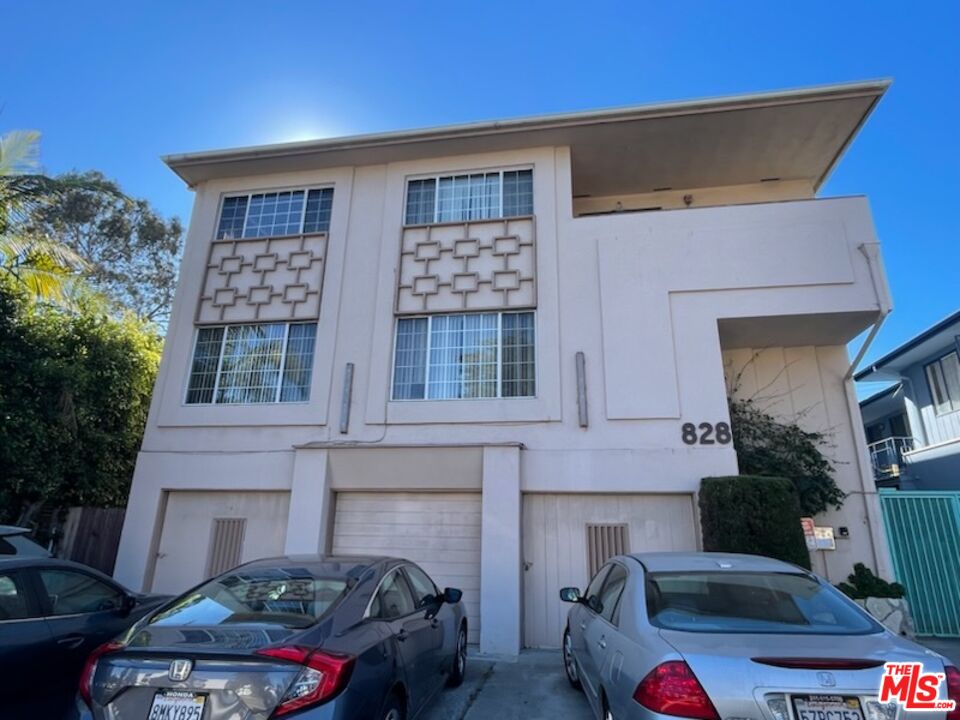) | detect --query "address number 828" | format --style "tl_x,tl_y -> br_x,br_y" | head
681,422 -> 732,445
